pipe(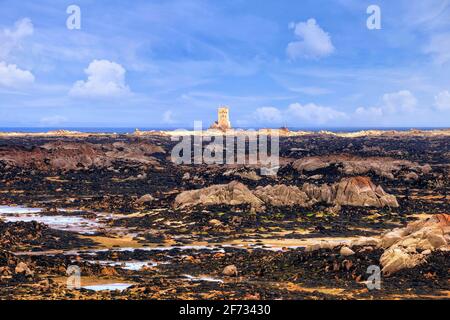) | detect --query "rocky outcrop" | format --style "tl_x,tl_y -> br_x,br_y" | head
173,181 -> 264,211
253,185 -> 311,207
174,177 -> 398,211
302,183 -> 335,204
379,214 -> 449,275
0,141 -> 164,171
0,221 -> 95,251
302,176 -> 399,208
223,168 -> 261,181
301,214 -> 449,276
135,194 -> 155,205
334,177 -> 399,207
292,155 -> 431,180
